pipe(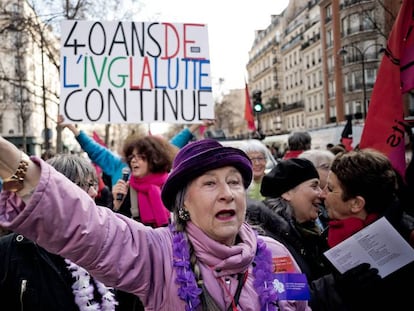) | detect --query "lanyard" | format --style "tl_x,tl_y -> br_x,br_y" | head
219,271 -> 248,311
